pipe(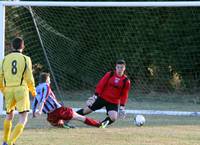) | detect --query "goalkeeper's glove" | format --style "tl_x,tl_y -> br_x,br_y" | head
86,94 -> 98,107
118,106 -> 126,119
